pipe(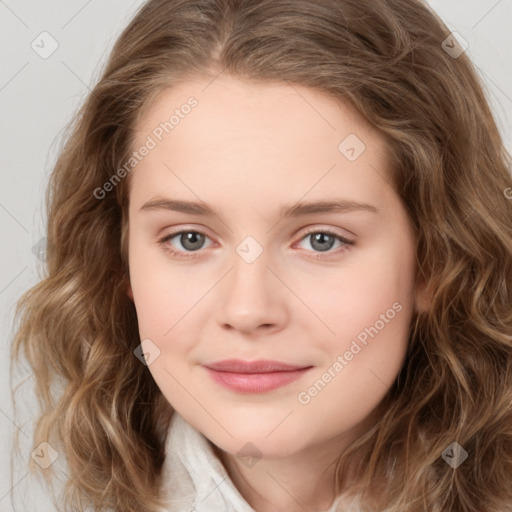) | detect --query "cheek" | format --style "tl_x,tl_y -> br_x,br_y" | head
300,245 -> 415,346
128,237 -> 196,337
303,241 -> 416,403
294,290 -> 412,440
